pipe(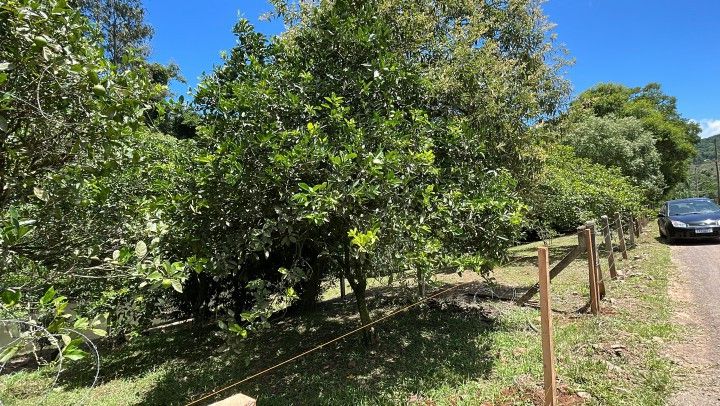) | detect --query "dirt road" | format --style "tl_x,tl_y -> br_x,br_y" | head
669,240 -> 720,405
